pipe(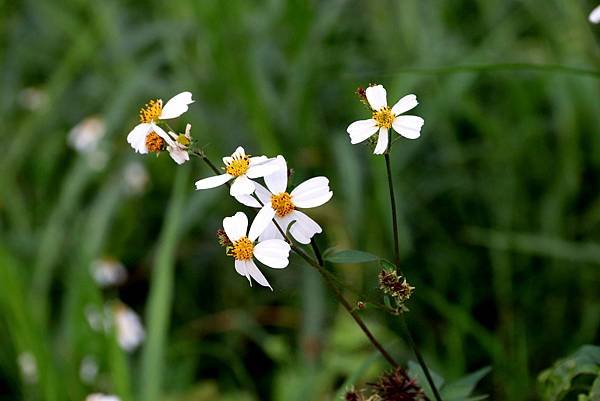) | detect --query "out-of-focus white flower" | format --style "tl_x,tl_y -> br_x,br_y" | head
590,5 -> 600,23
85,394 -> 121,401
68,116 -> 108,171
123,161 -> 149,195
111,302 -> 145,352
18,87 -> 47,111
235,156 -> 332,244
68,117 -> 106,153
126,92 -> 194,165
18,352 -> 38,384
221,211 -> 291,289
91,258 -> 127,288
347,85 -> 424,154
85,304 -> 104,332
79,355 -> 99,384
195,146 -> 280,196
